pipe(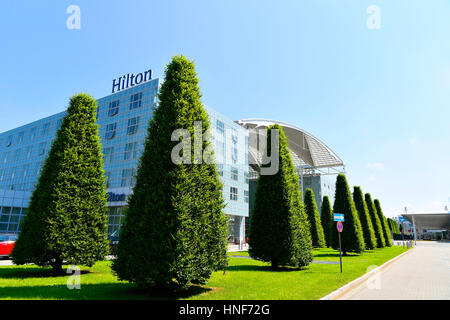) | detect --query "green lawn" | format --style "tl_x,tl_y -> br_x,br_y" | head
0,246 -> 409,300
